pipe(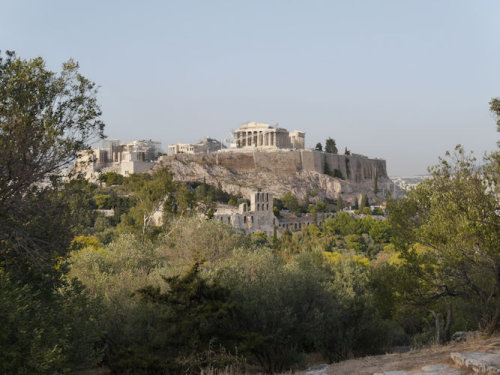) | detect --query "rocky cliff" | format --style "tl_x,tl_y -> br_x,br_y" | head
155,150 -> 395,204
